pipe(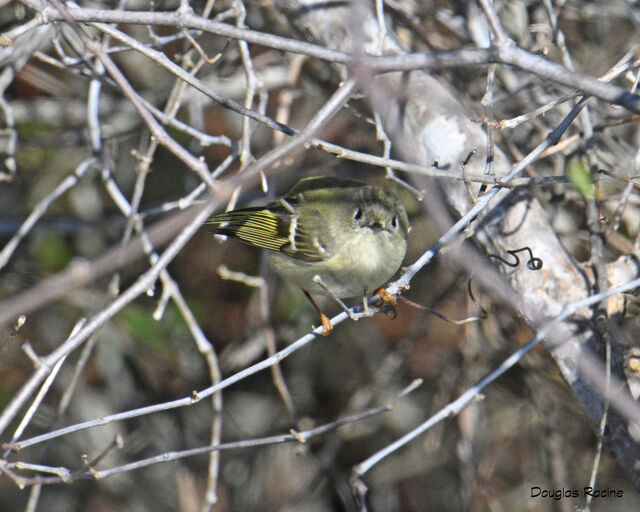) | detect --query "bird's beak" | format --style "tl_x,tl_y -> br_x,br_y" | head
368,220 -> 385,231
